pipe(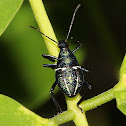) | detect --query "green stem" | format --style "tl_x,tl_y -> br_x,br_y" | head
50,110 -> 75,125
79,88 -> 115,112
51,108 -> 89,126
50,89 -> 115,125
66,94 -> 89,126
29,0 -> 59,57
